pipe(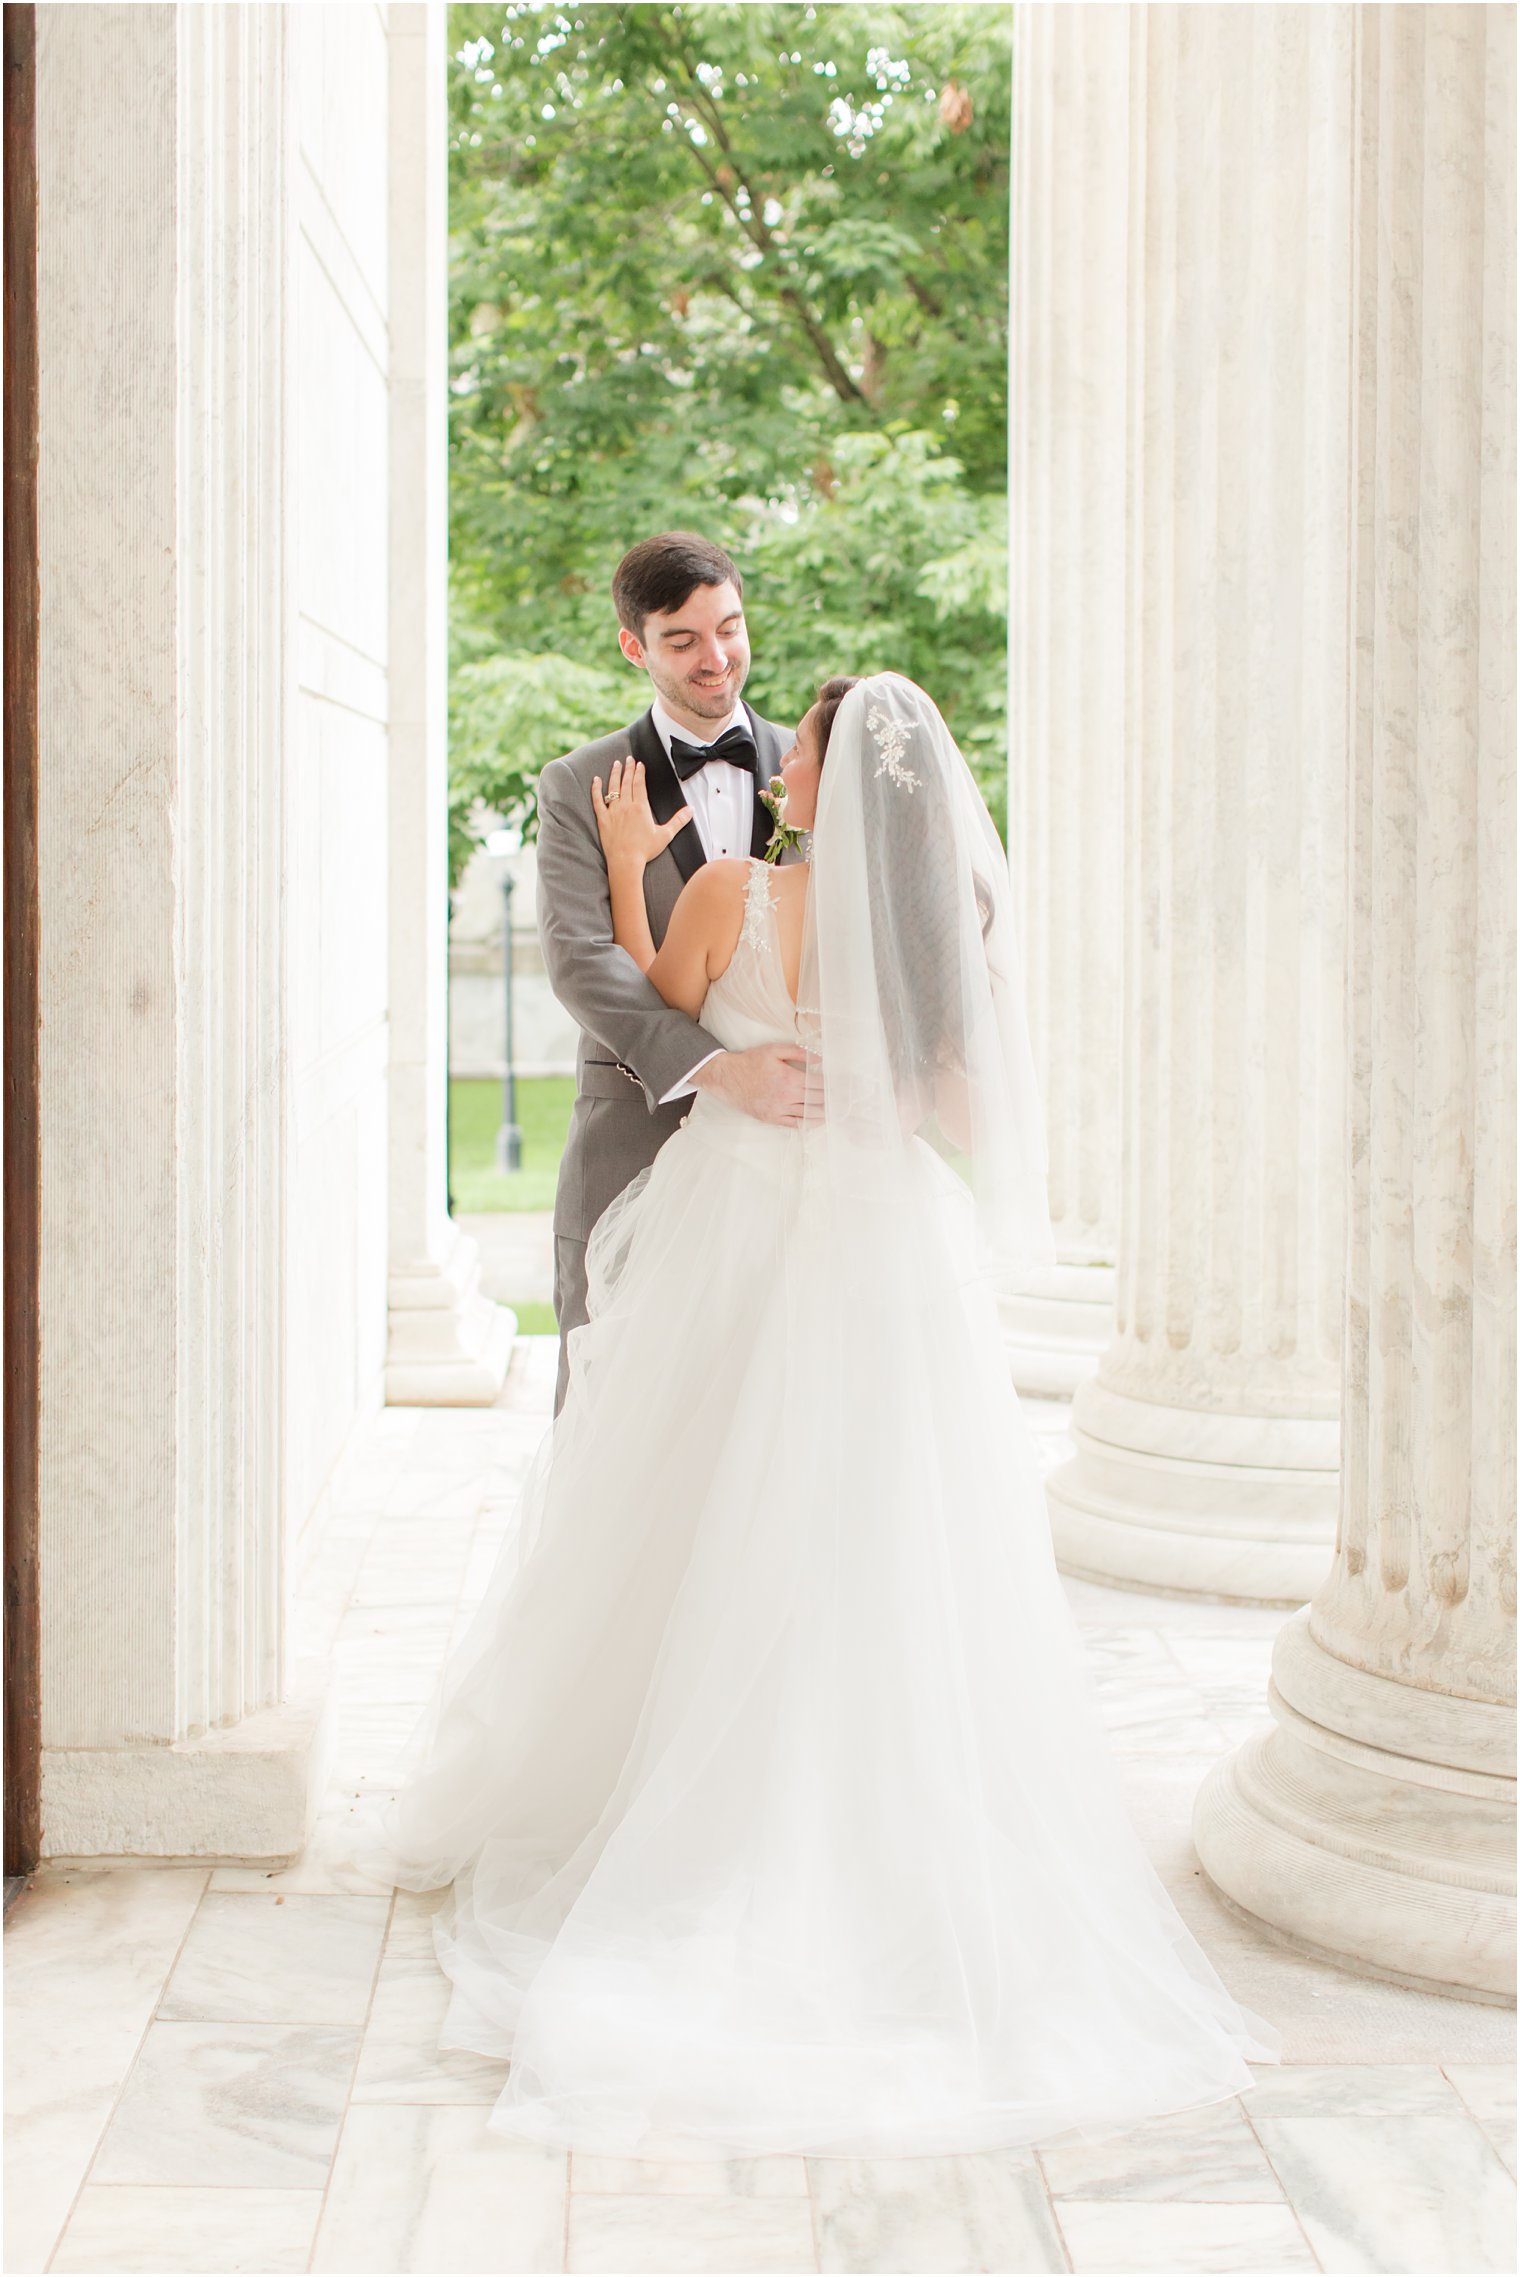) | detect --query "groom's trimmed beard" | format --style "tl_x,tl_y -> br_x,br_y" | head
647,650 -> 751,723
